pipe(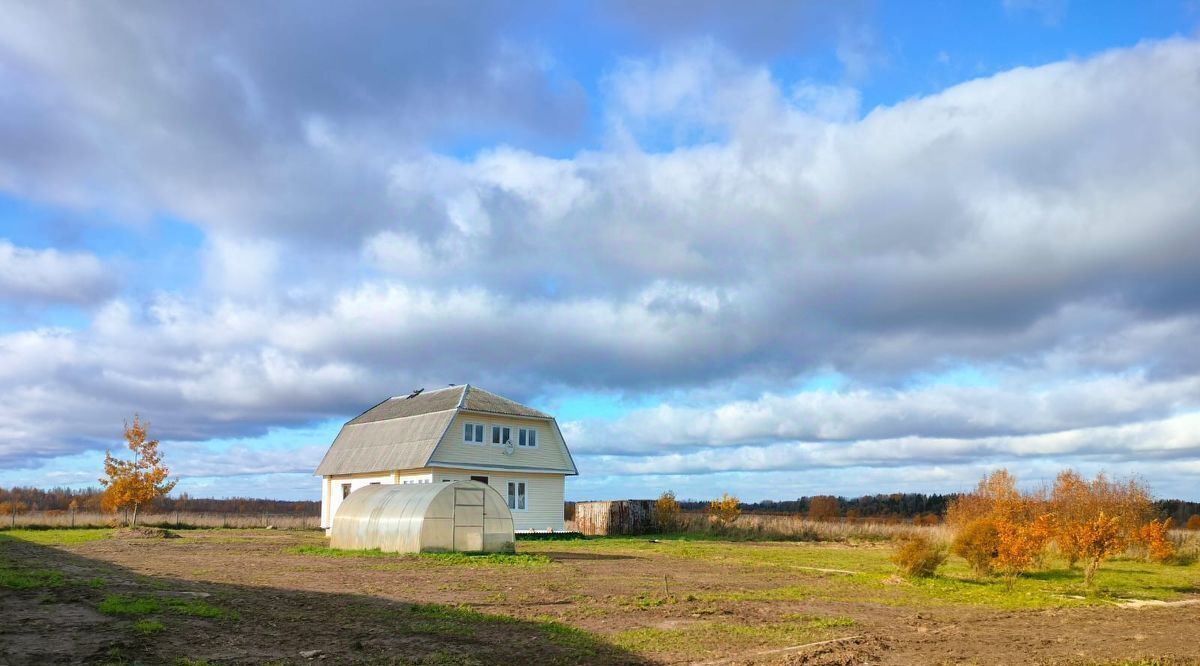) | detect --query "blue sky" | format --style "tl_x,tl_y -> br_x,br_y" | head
1,1 -> 1199,502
